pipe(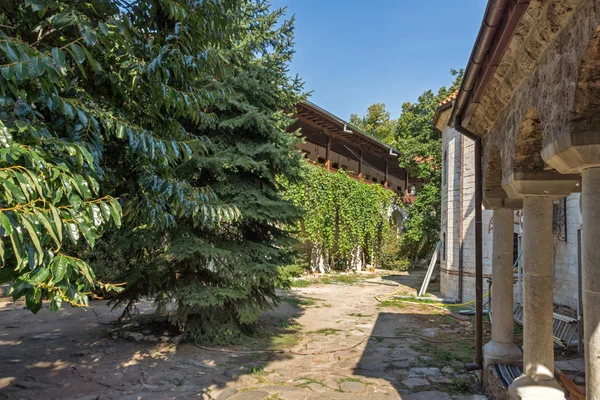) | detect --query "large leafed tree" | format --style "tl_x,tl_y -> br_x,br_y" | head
395,69 -> 462,260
